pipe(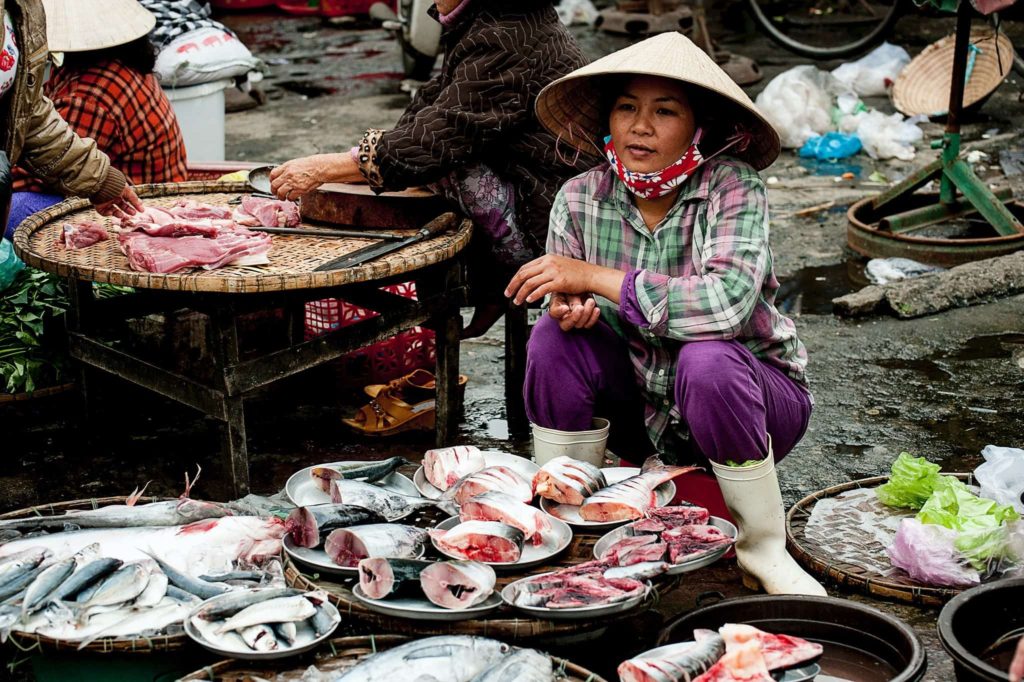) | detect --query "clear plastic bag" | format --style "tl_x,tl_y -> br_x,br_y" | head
976,445 -> 1024,514
755,66 -> 841,149
831,42 -> 911,97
